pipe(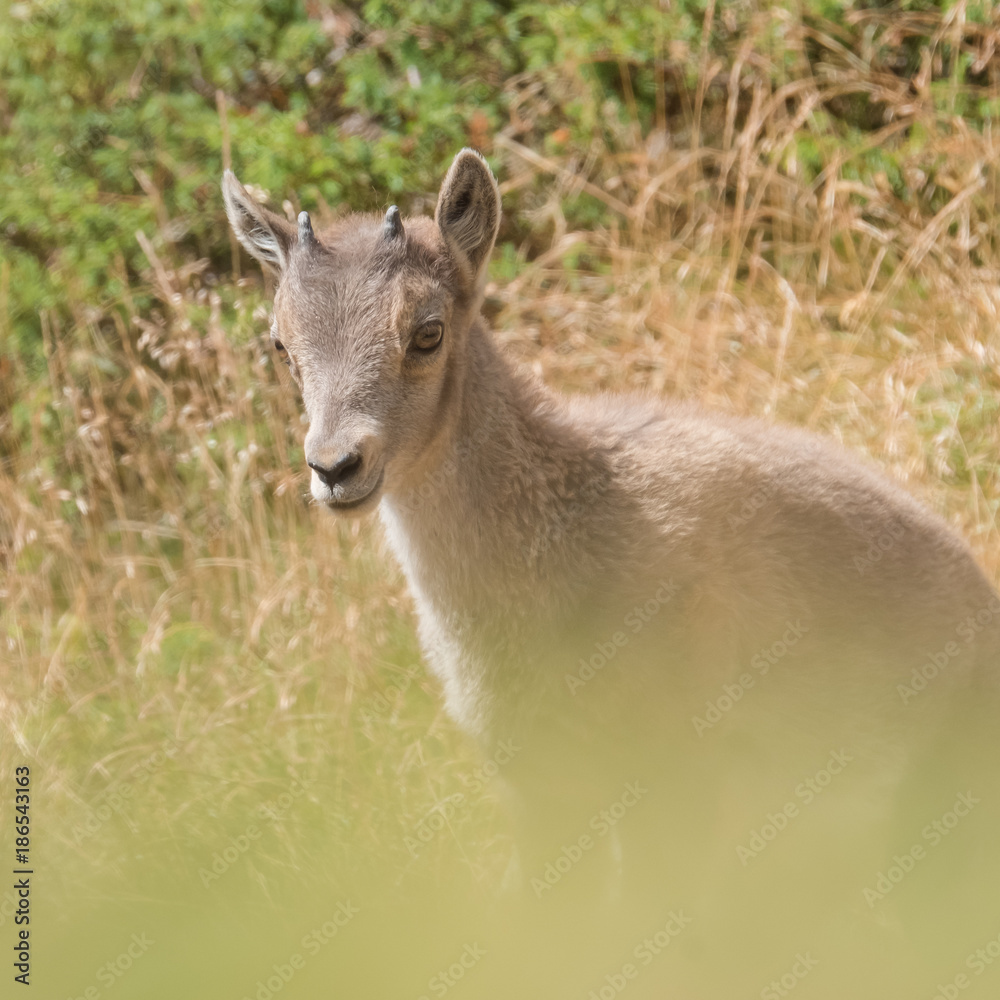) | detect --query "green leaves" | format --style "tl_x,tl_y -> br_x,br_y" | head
5,0 -> 1000,409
